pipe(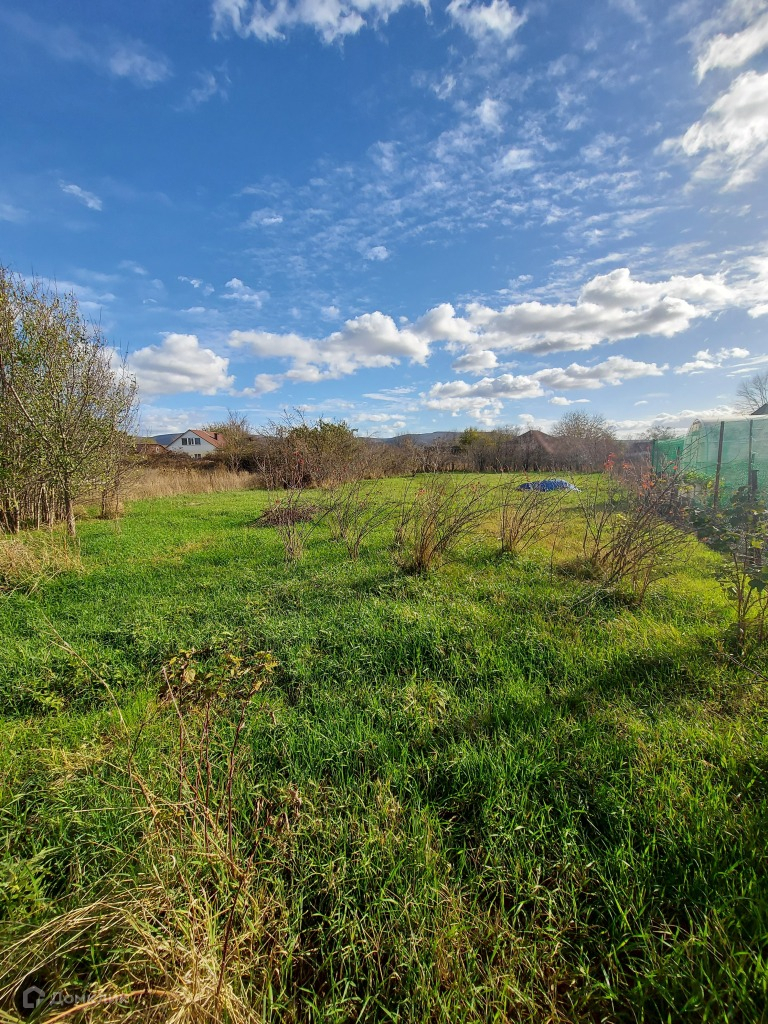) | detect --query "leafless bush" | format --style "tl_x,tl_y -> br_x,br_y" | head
497,481 -> 565,556
323,480 -> 394,560
393,476 -> 491,572
577,469 -> 682,601
259,490 -> 325,561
